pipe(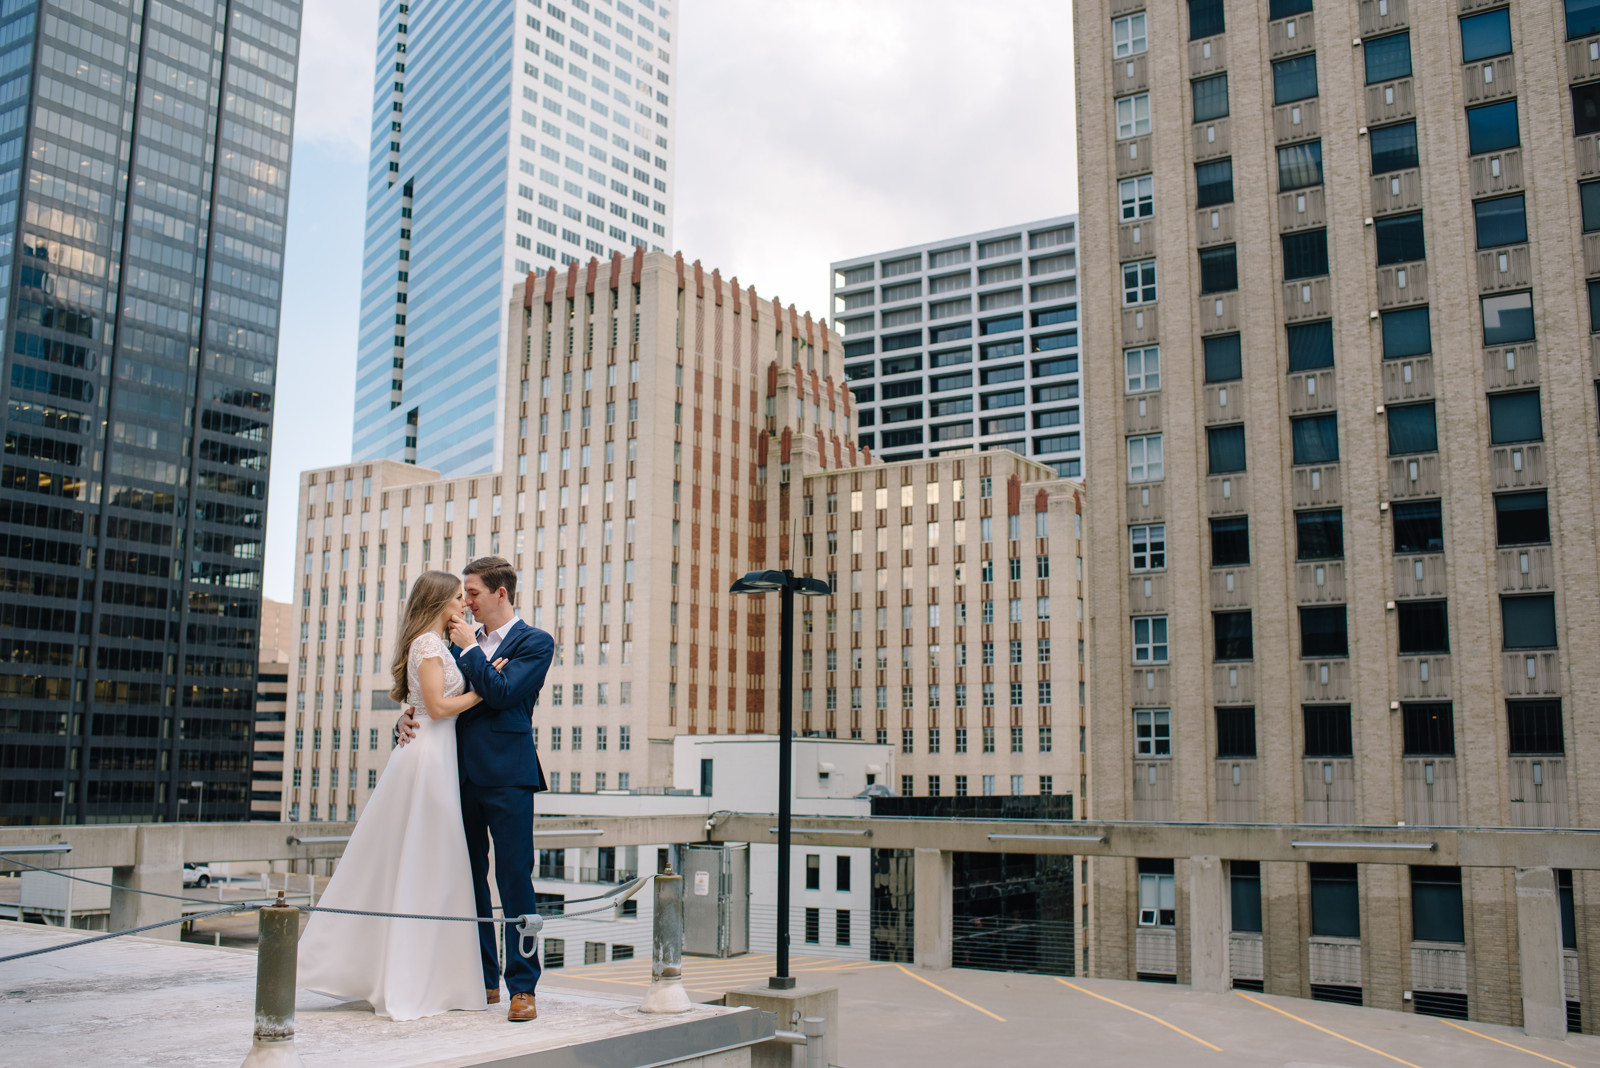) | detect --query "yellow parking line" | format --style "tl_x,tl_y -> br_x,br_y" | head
1054,978 -> 1222,1052
1440,1020 -> 1578,1068
1234,991 -> 1421,1068
893,963 -> 1006,1022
